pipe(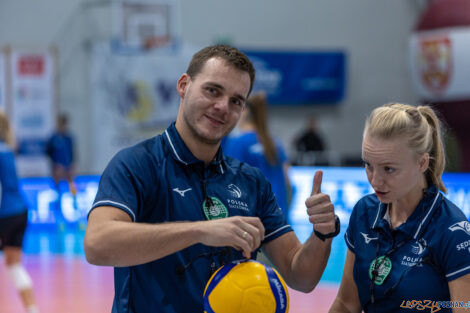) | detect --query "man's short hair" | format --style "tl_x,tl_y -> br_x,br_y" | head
186,45 -> 256,96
